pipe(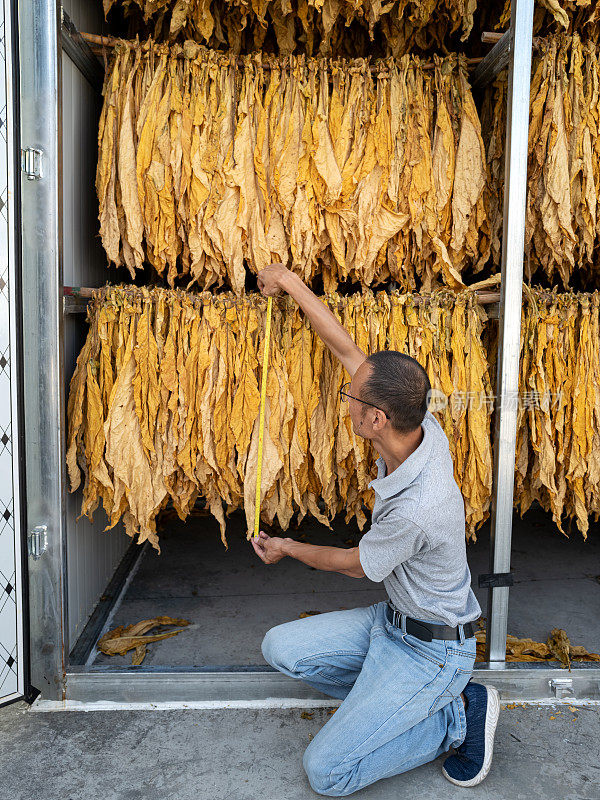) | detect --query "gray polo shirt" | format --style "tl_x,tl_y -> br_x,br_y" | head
358,410 -> 481,628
